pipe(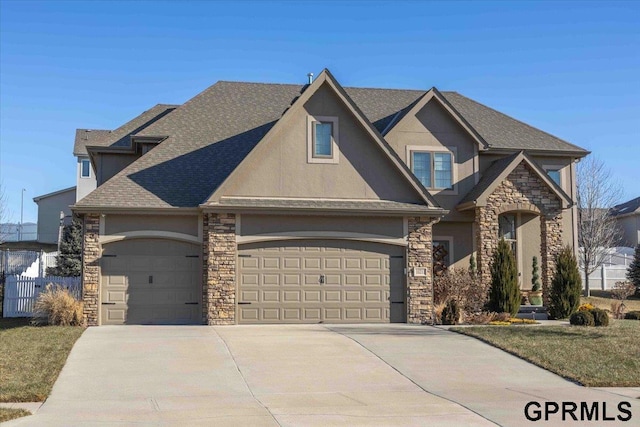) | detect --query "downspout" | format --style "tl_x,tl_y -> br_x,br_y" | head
571,158 -> 579,257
